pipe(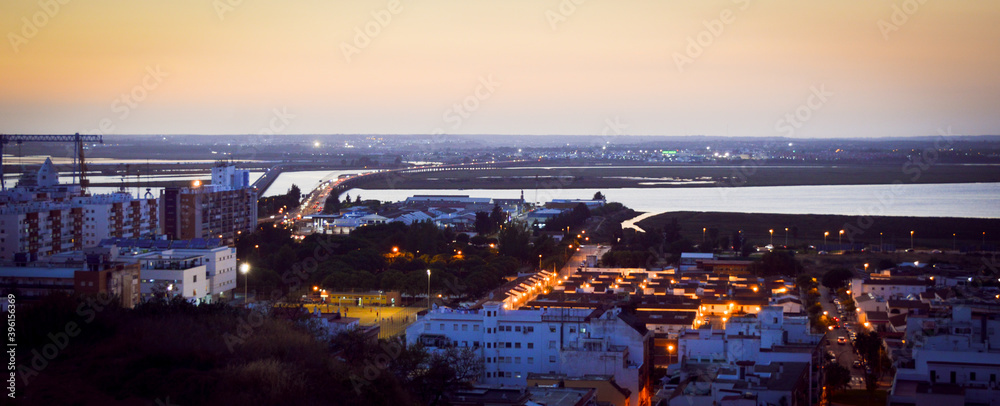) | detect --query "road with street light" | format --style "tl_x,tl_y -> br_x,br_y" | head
820,286 -> 866,389
557,243 -> 609,280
